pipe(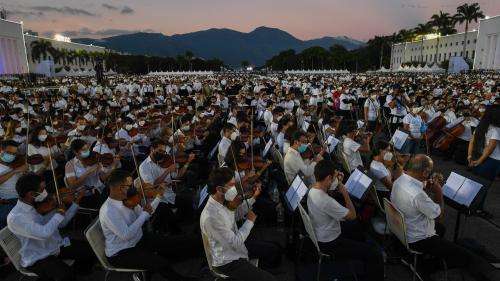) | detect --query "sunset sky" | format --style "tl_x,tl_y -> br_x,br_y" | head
3,0 -> 500,41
